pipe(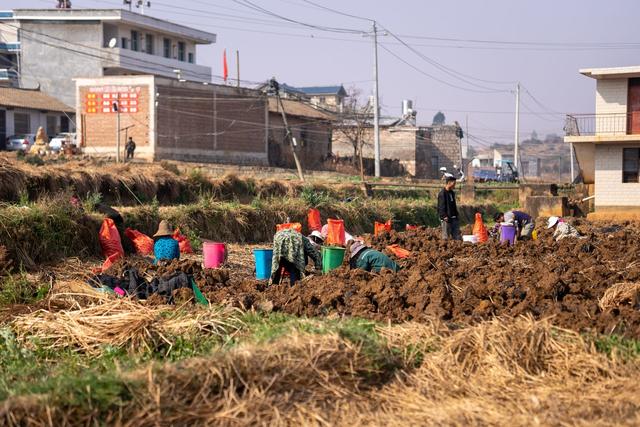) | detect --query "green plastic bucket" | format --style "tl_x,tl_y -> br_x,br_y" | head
322,246 -> 346,274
